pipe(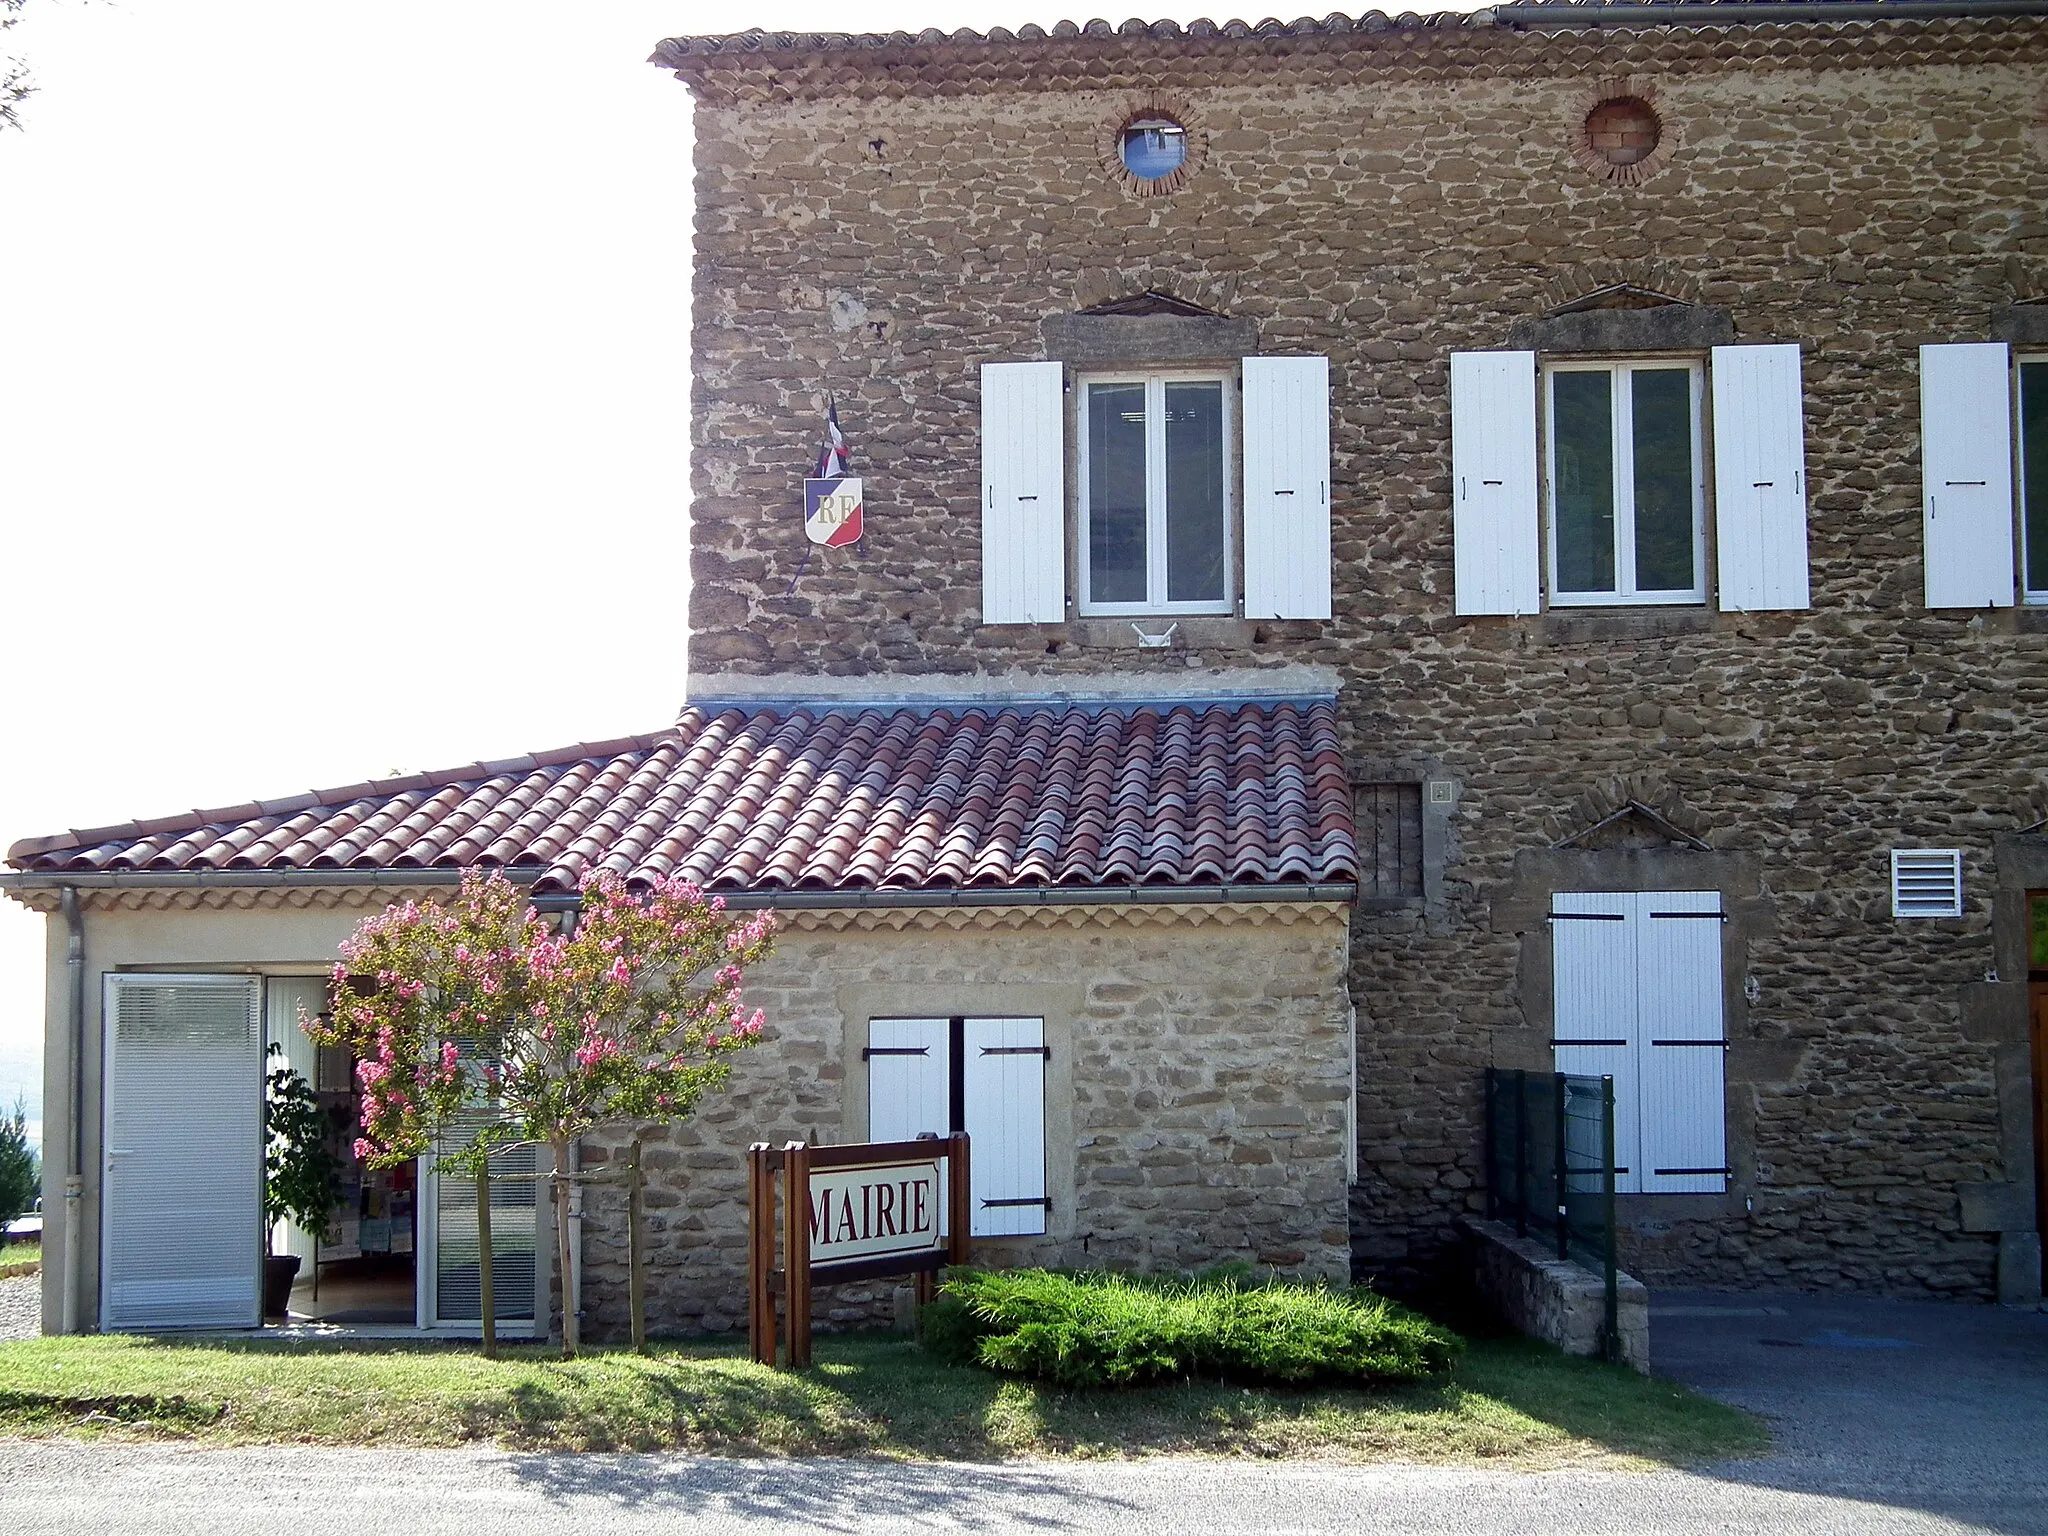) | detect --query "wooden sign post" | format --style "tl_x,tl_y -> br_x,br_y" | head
748,1132 -> 970,1367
